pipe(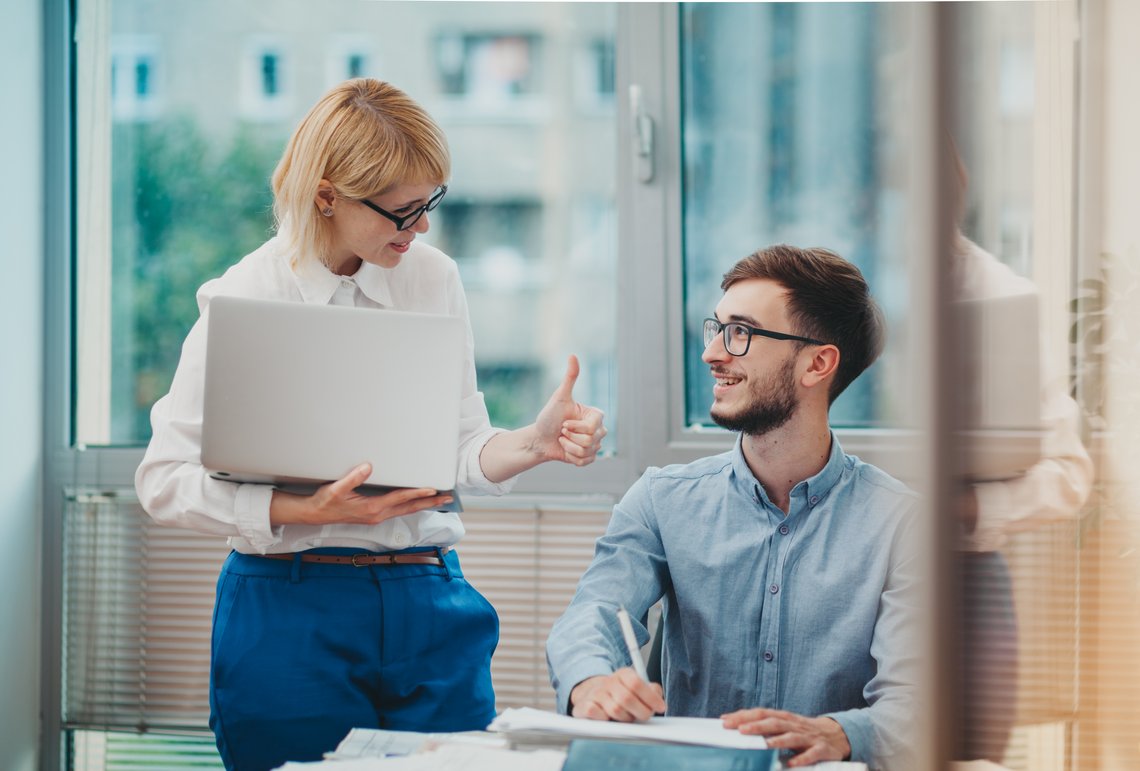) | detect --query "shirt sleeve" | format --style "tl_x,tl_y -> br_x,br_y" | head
546,471 -> 669,713
823,502 -> 922,769
445,261 -> 515,497
134,299 -> 283,550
